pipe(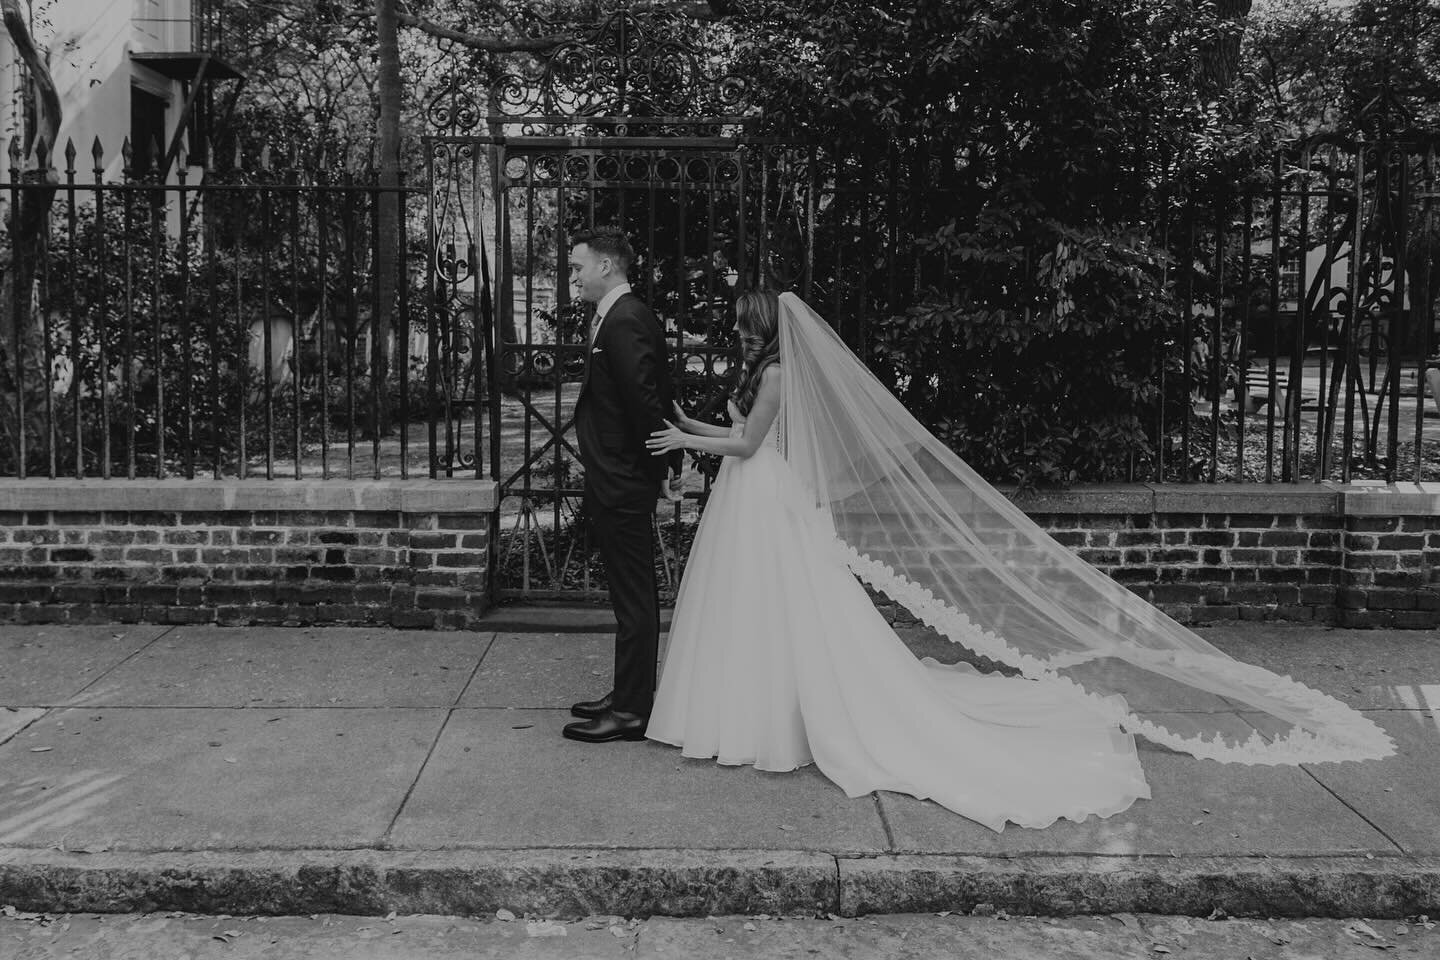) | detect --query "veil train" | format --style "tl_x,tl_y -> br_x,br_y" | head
774,292 -> 1394,765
